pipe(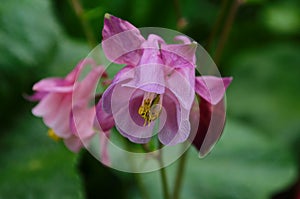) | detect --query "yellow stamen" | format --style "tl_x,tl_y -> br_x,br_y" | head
138,94 -> 162,126
47,129 -> 61,141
